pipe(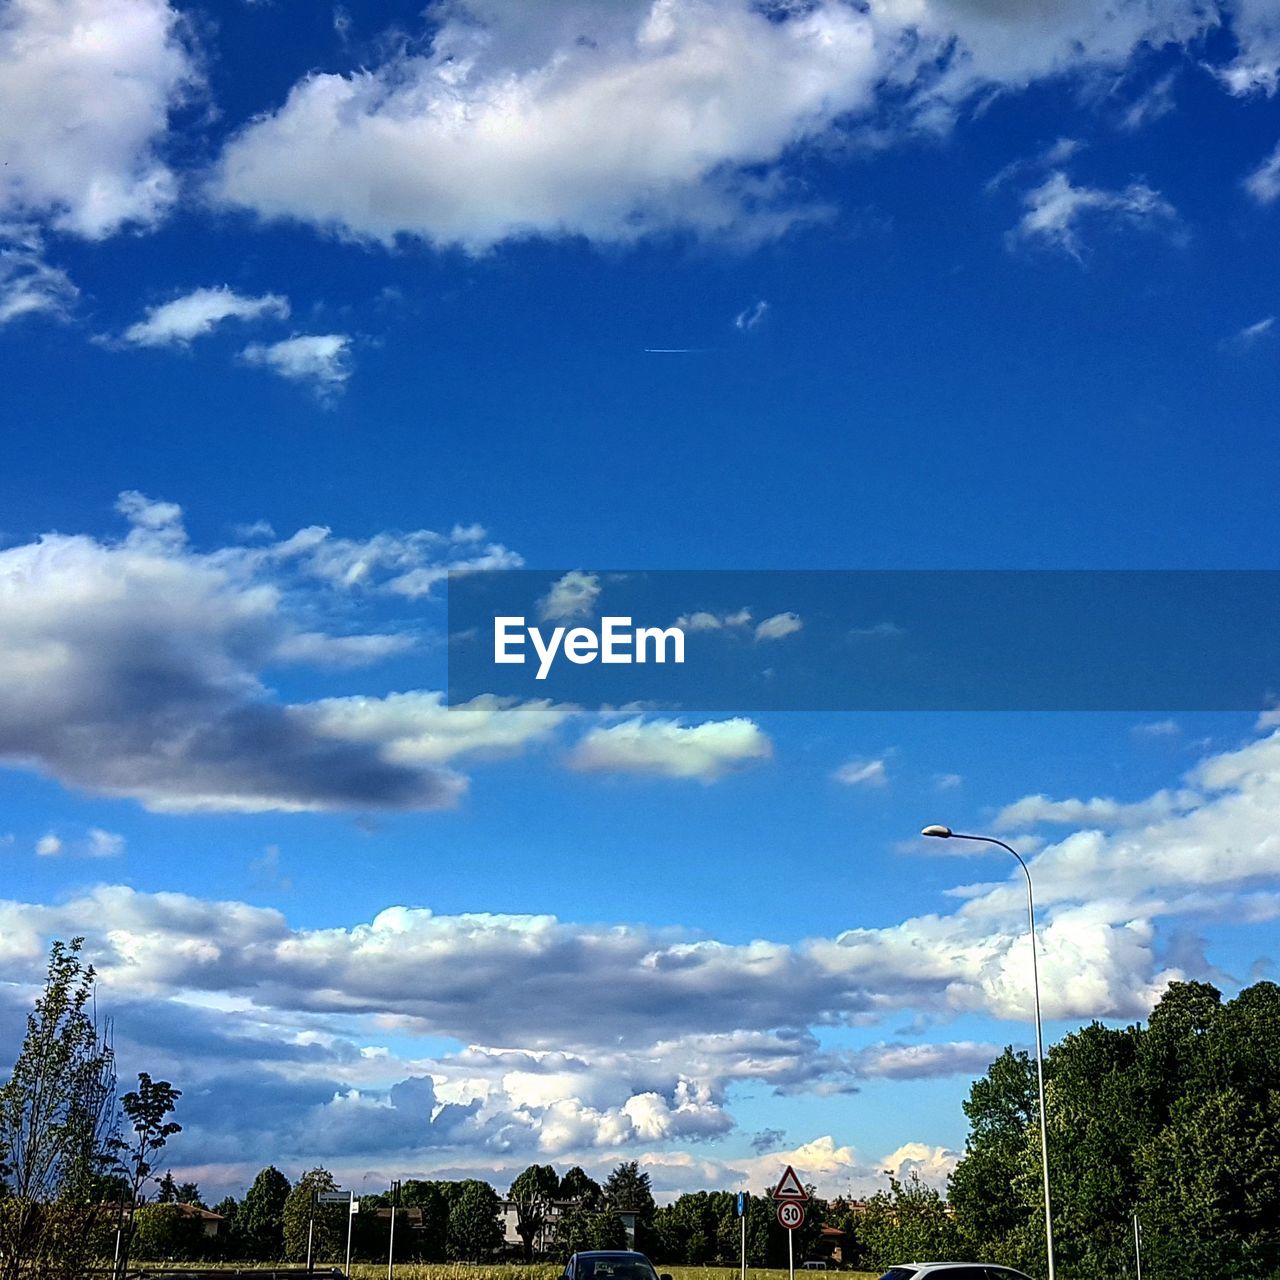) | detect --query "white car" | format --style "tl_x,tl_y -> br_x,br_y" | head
878,1266 -> 1035,1280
